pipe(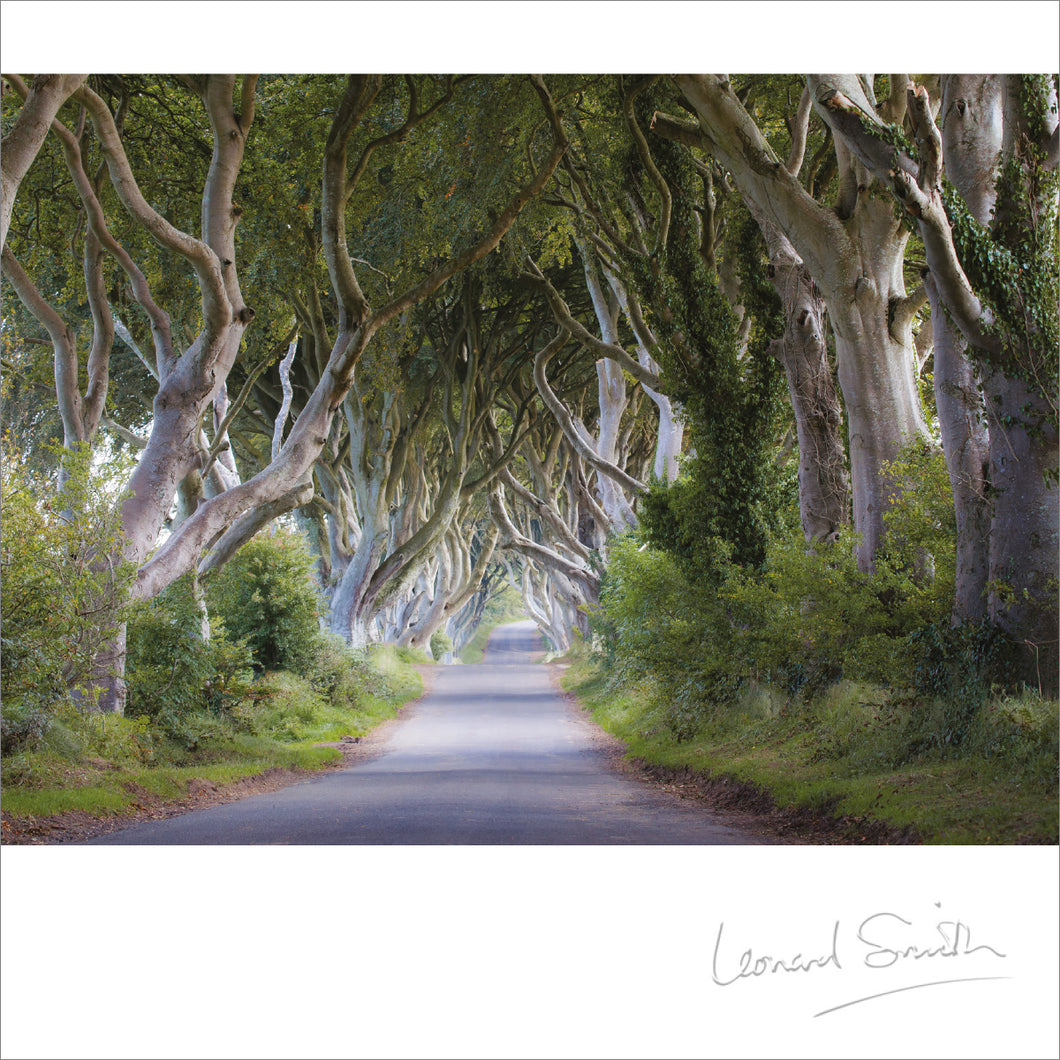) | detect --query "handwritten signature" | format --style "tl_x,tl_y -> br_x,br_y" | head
711,906 -> 1009,1016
